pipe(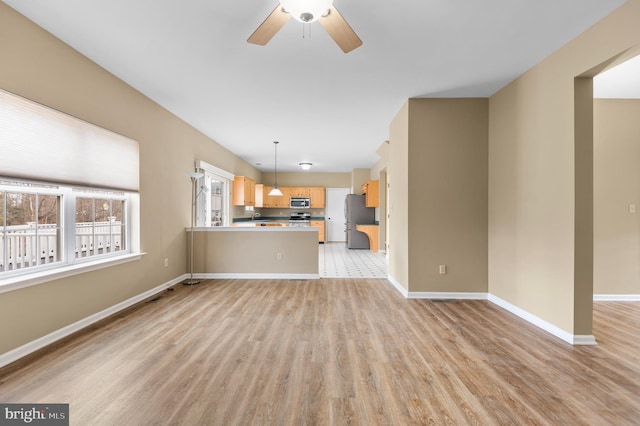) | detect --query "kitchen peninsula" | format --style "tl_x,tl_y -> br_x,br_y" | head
188,226 -> 319,279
